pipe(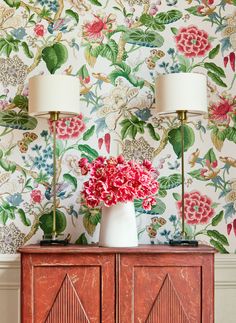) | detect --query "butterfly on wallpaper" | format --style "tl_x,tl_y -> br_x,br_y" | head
145,49 -> 165,69
146,217 -> 167,238
17,132 -> 38,153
